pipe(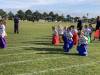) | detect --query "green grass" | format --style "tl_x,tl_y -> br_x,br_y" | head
0,20 -> 100,75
